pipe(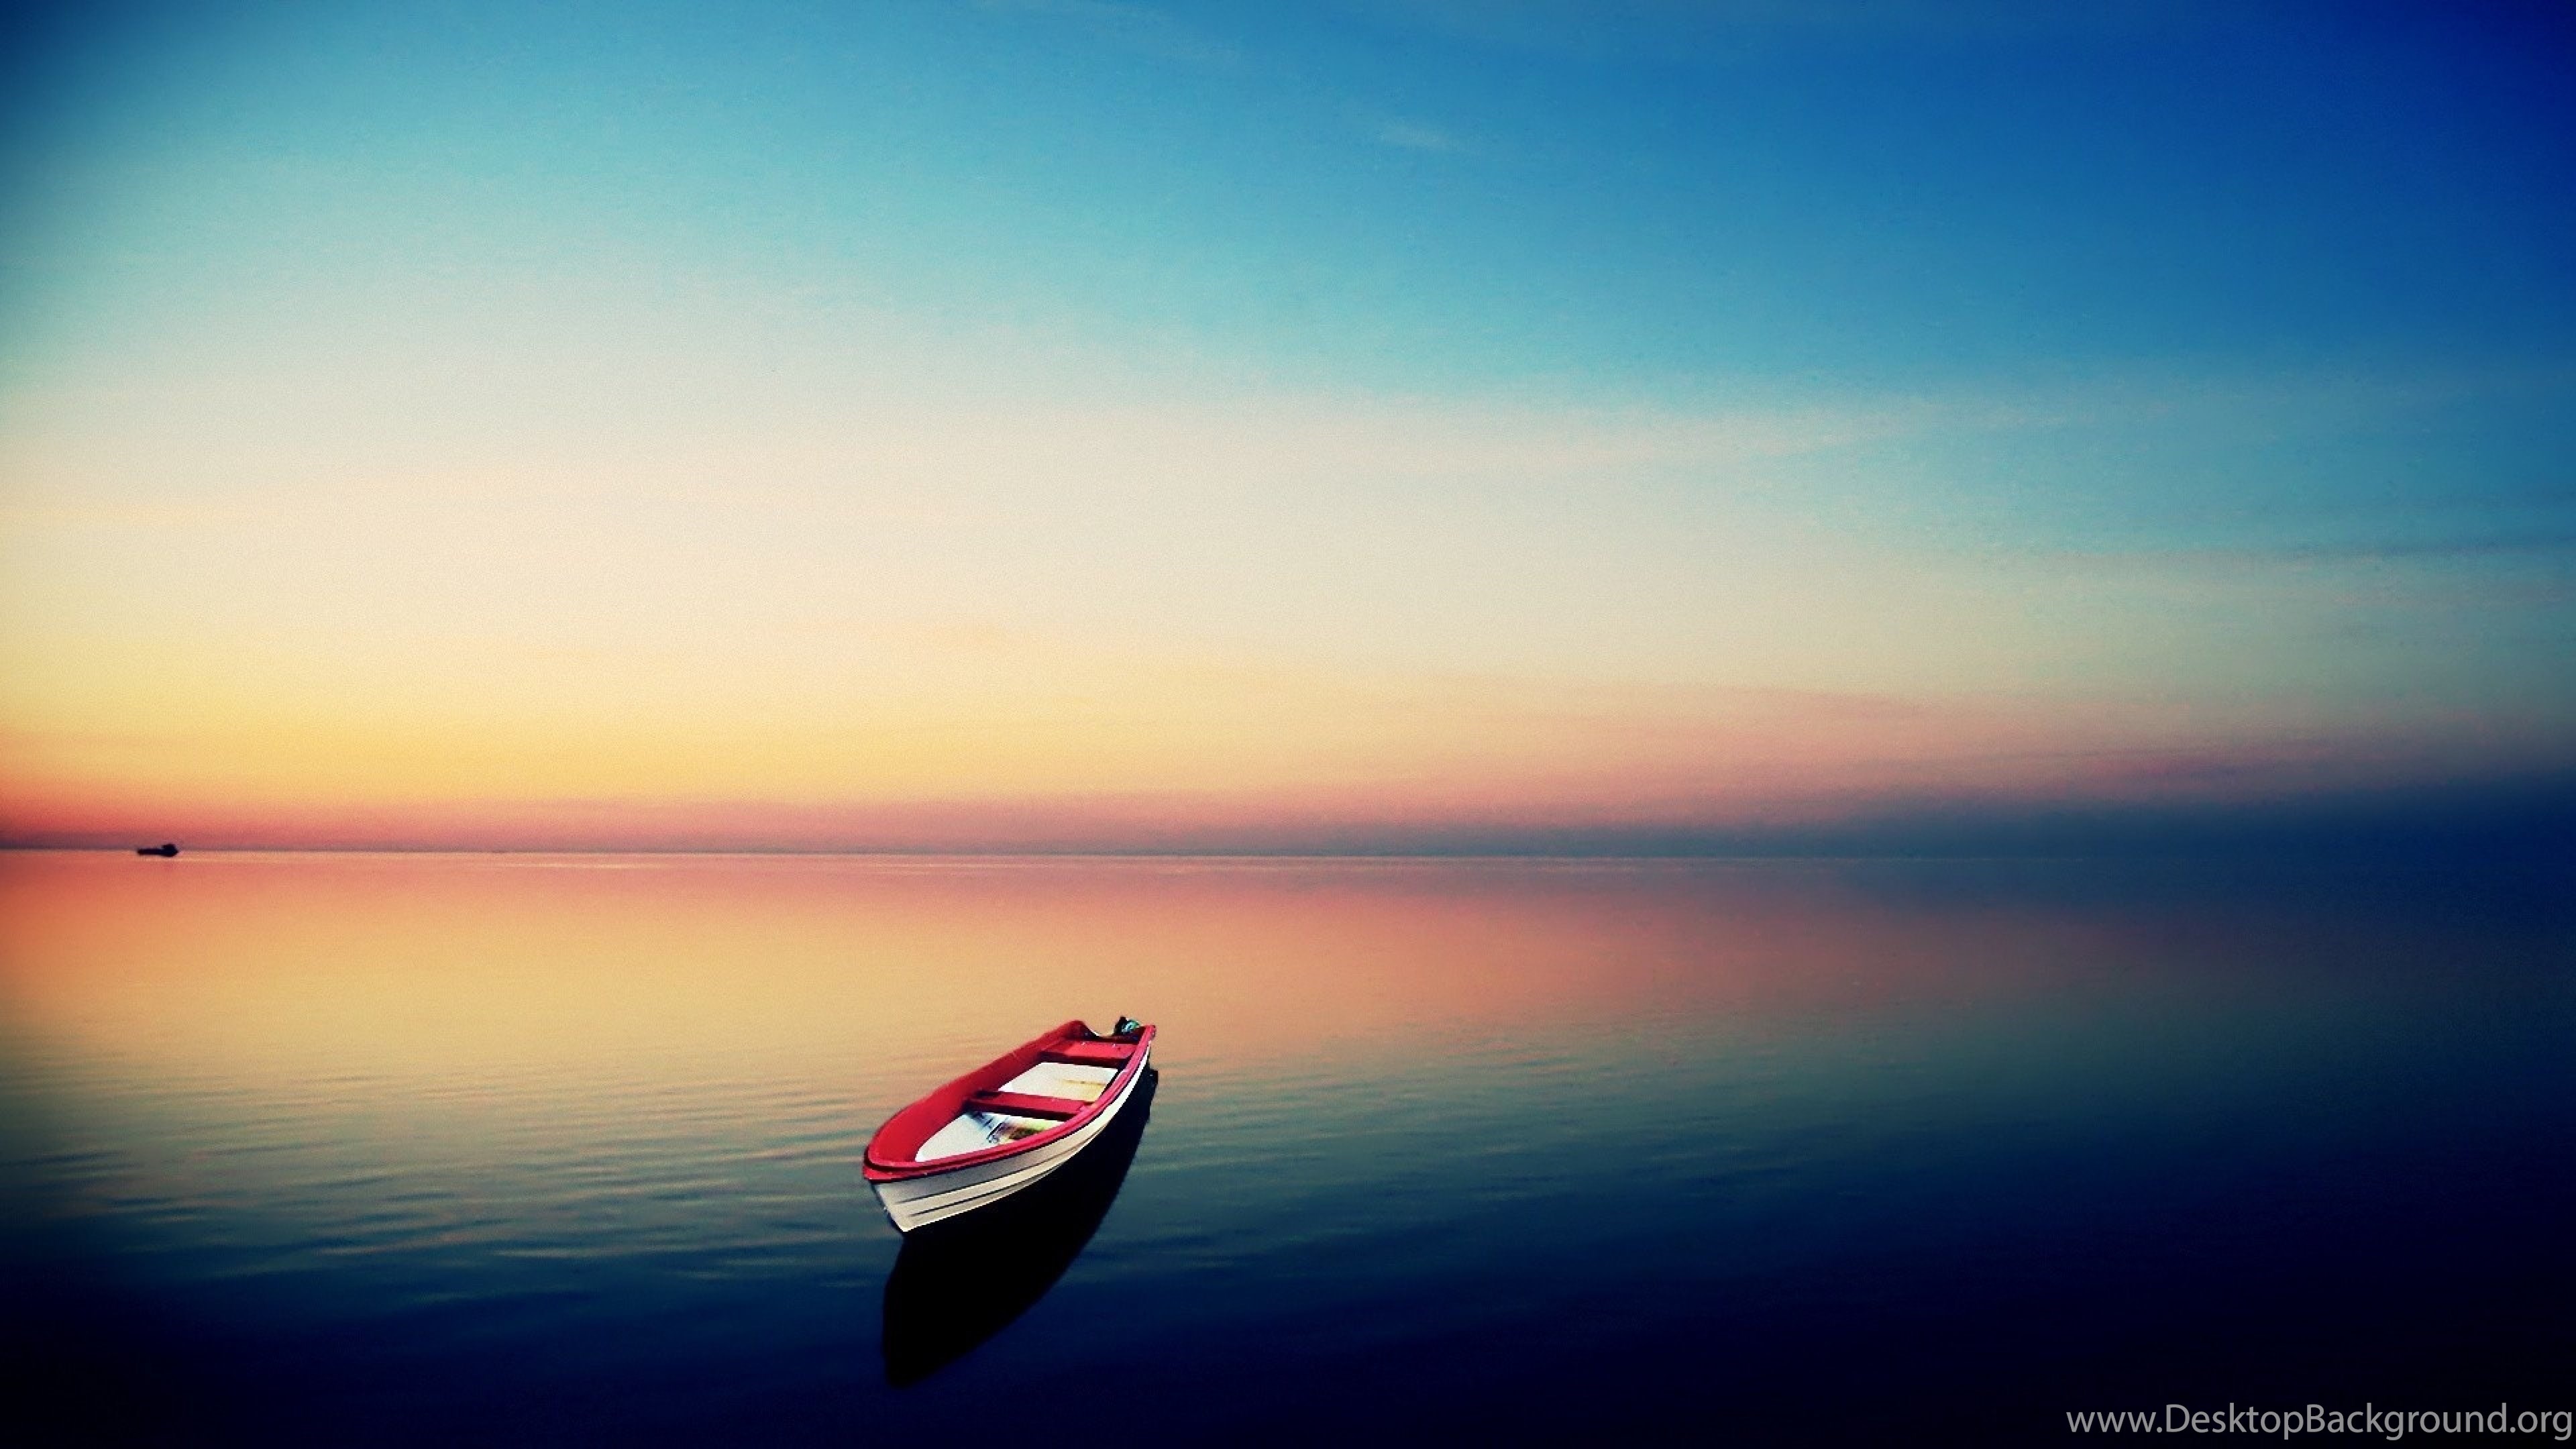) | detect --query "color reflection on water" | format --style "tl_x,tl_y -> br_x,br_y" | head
1,851 -> 2567,1443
